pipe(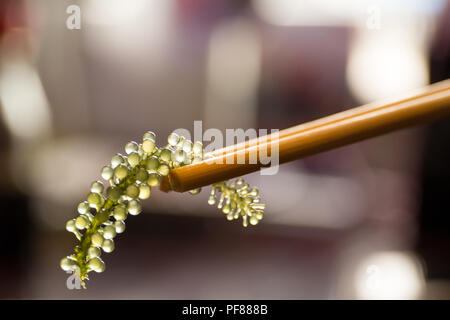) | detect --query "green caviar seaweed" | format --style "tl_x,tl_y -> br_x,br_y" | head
60,131 -> 266,286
